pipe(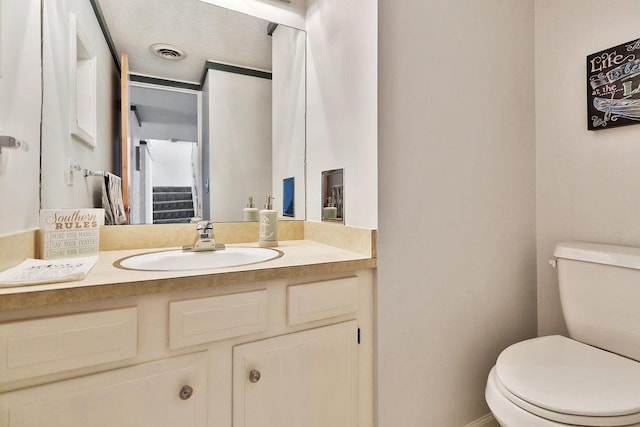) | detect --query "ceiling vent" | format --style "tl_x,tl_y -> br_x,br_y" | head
150,44 -> 187,60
